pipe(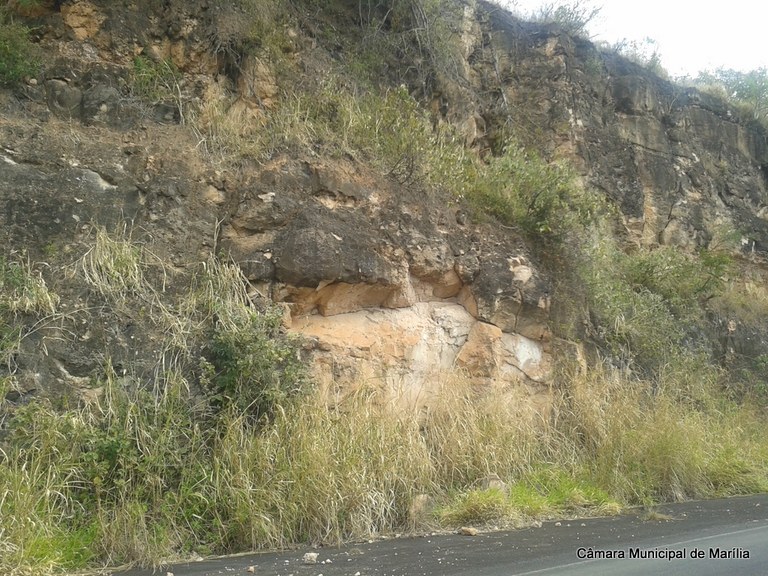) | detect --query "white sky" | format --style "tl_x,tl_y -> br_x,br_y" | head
500,0 -> 768,77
